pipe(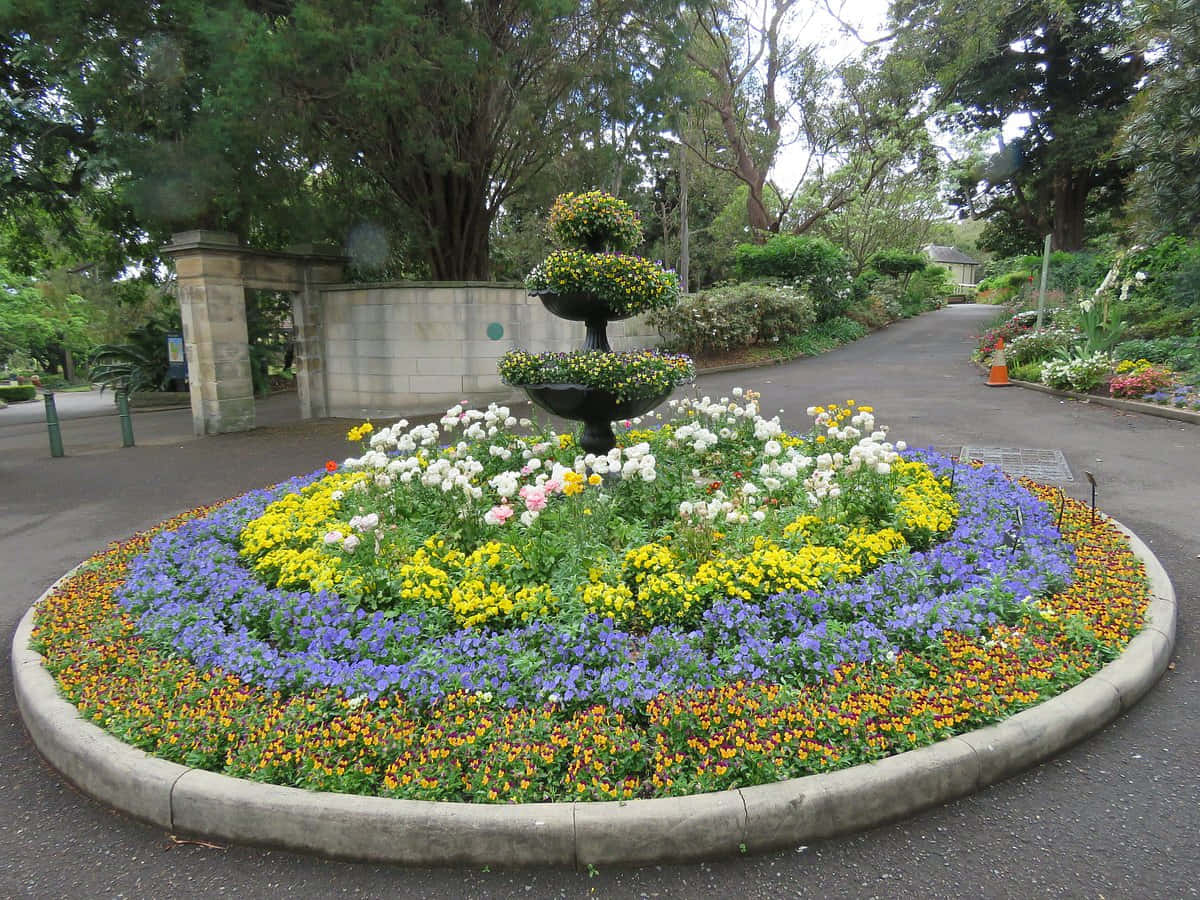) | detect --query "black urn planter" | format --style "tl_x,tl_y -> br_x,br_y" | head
524,384 -> 671,455
531,290 -> 632,352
